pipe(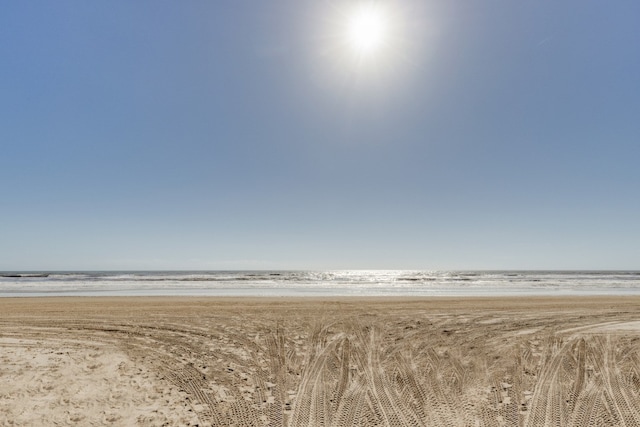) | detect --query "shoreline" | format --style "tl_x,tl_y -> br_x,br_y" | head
2,270 -> 638,299
3,293 -> 640,307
